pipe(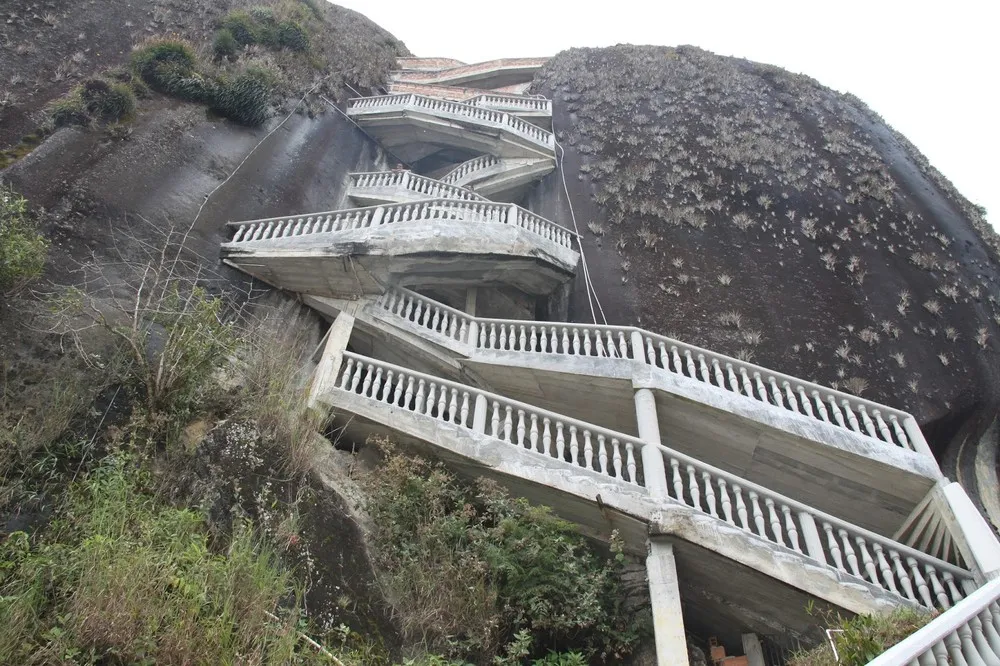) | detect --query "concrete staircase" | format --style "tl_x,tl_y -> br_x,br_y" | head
221,56 -> 1000,665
